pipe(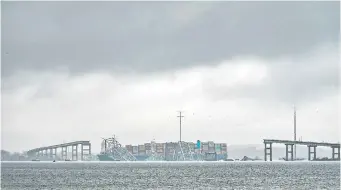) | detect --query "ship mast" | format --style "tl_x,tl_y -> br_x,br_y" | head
177,111 -> 184,142
294,105 -> 297,160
